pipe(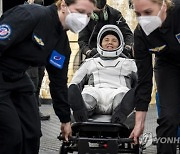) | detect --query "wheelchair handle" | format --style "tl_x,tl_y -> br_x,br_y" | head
58,135 -> 134,143
57,135 -> 77,141
118,138 -> 134,143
